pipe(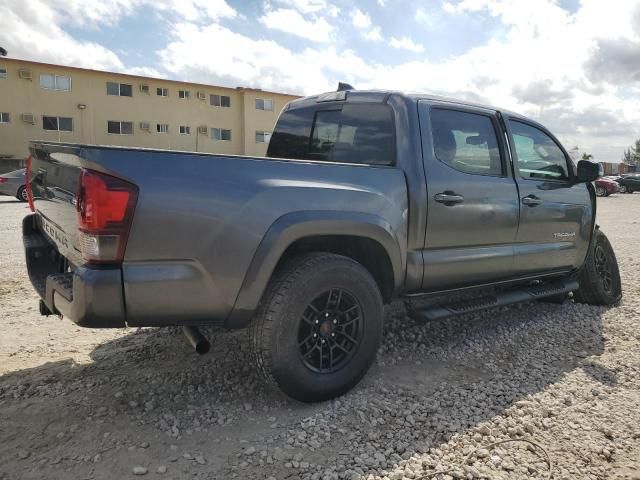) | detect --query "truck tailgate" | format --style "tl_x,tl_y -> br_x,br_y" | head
29,144 -> 84,266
